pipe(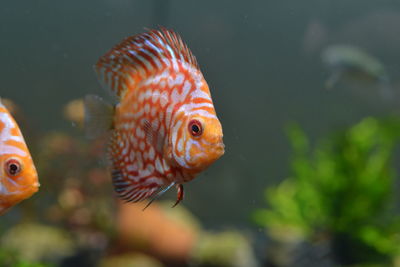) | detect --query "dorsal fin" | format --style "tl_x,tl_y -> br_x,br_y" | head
94,27 -> 199,98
